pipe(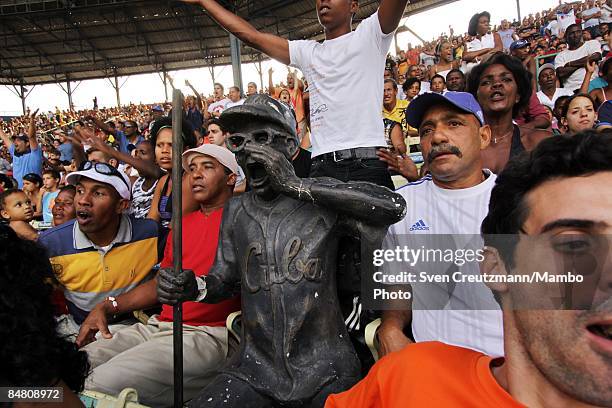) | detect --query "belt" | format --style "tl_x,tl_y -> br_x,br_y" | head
320,147 -> 381,162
